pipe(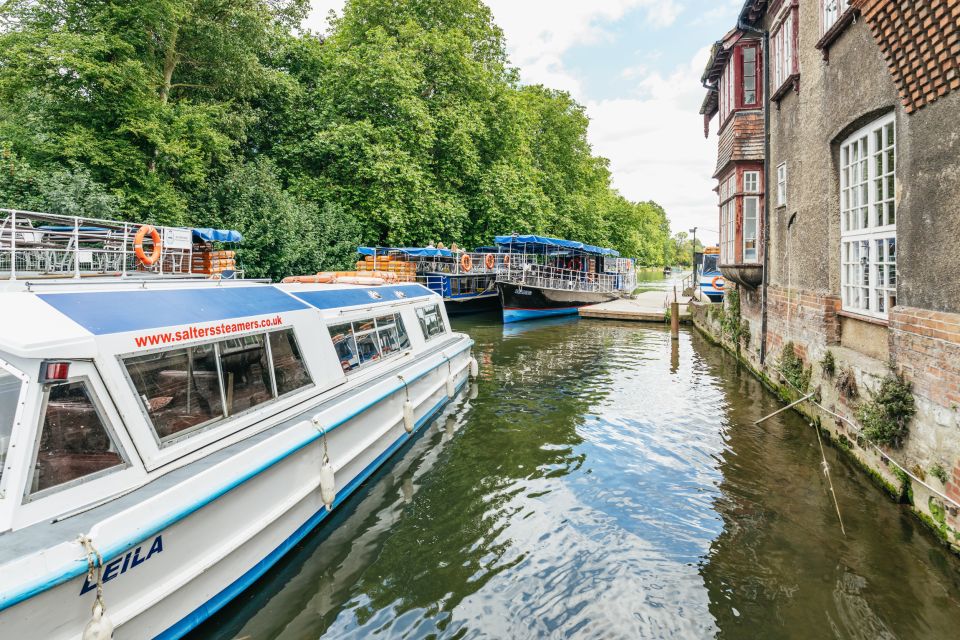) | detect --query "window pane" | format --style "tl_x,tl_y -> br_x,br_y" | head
354,330 -> 381,365
32,380 -> 123,493
376,314 -> 411,356
269,330 -> 312,396
218,335 -> 273,416
126,345 -> 224,441
417,305 -> 446,340
330,323 -> 359,373
0,369 -> 23,486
